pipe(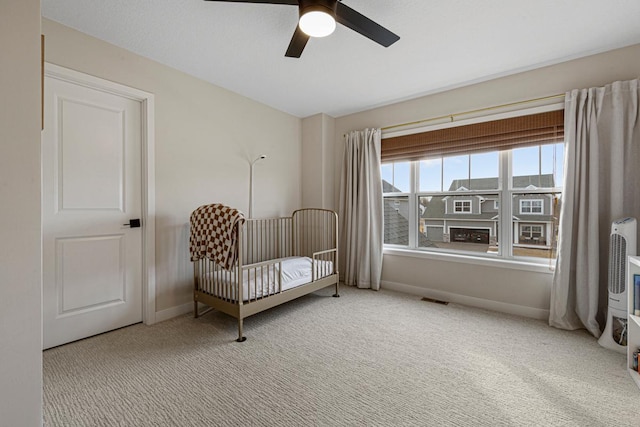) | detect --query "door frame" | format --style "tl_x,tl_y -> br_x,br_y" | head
44,63 -> 157,325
